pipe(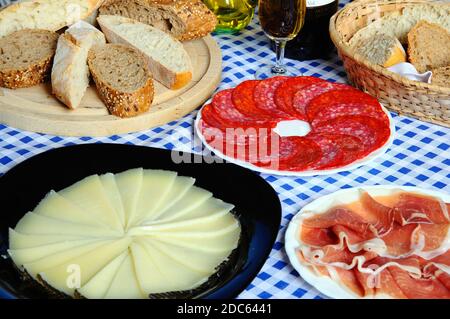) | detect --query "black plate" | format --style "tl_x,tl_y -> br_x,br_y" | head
0,144 -> 281,299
